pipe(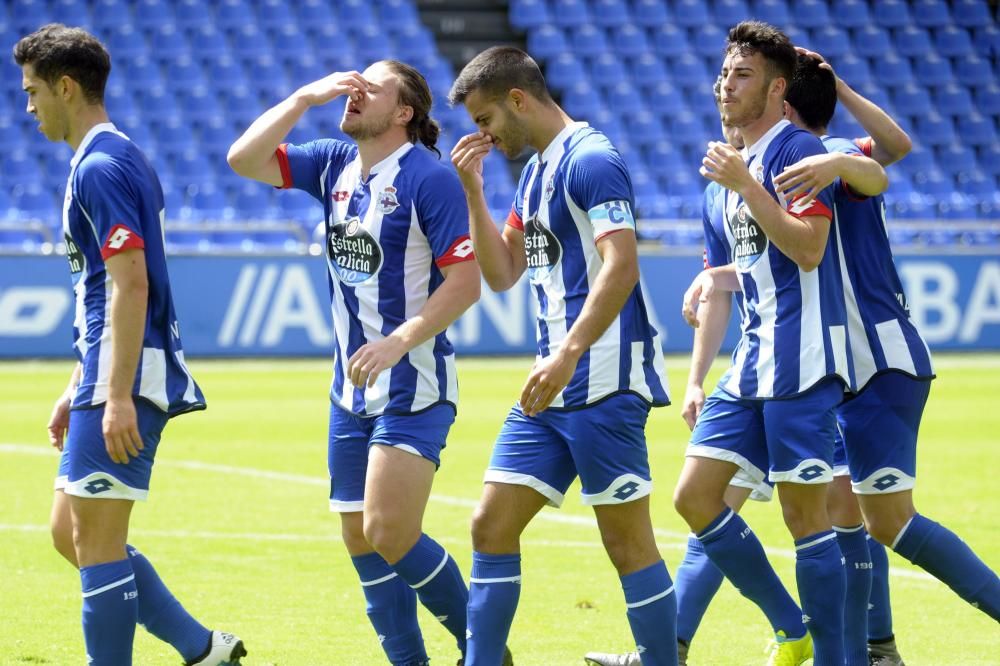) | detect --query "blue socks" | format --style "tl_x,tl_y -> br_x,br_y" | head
466,552 -> 521,666
794,530 -> 846,666
867,536 -> 894,641
392,534 -> 469,654
892,513 -> 1000,621
674,535 -> 724,644
697,509 -> 806,639
834,526 -> 871,666
127,545 -> 211,662
80,558 -> 138,666
351,552 -> 427,665
621,561 -> 678,666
